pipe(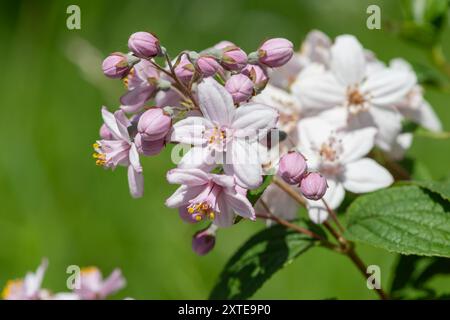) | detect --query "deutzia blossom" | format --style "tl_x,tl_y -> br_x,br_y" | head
74,267 -> 126,300
93,107 -> 143,198
165,168 -> 255,227
171,78 -> 278,189
2,259 -> 49,300
291,35 -> 416,152
297,117 -> 393,223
